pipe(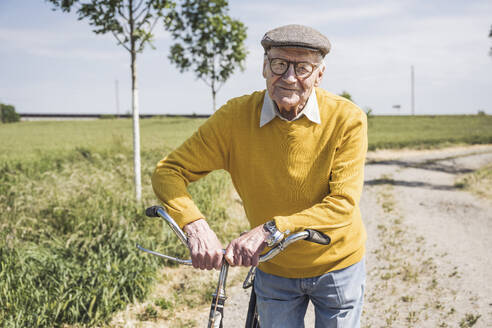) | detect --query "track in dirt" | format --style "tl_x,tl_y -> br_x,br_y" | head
361,145 -> 492,328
